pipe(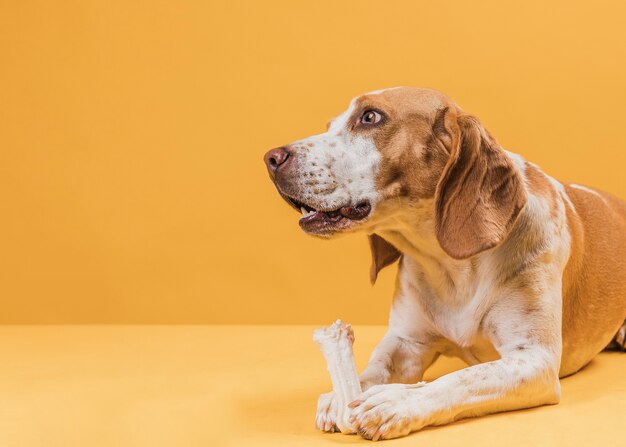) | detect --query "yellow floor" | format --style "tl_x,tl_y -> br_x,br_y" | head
0,326 -> 623,446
